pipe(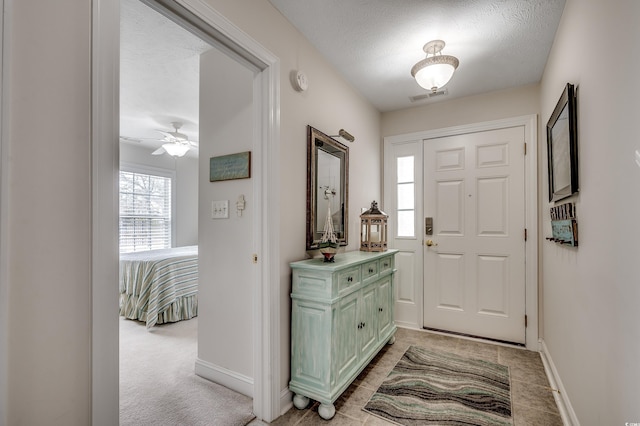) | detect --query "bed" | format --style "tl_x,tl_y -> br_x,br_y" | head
119,245 -> 198,329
